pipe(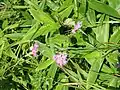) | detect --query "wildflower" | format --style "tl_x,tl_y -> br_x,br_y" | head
30,42 -> 39,57
72,21 -> 82,33
53,52 -> 68,67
